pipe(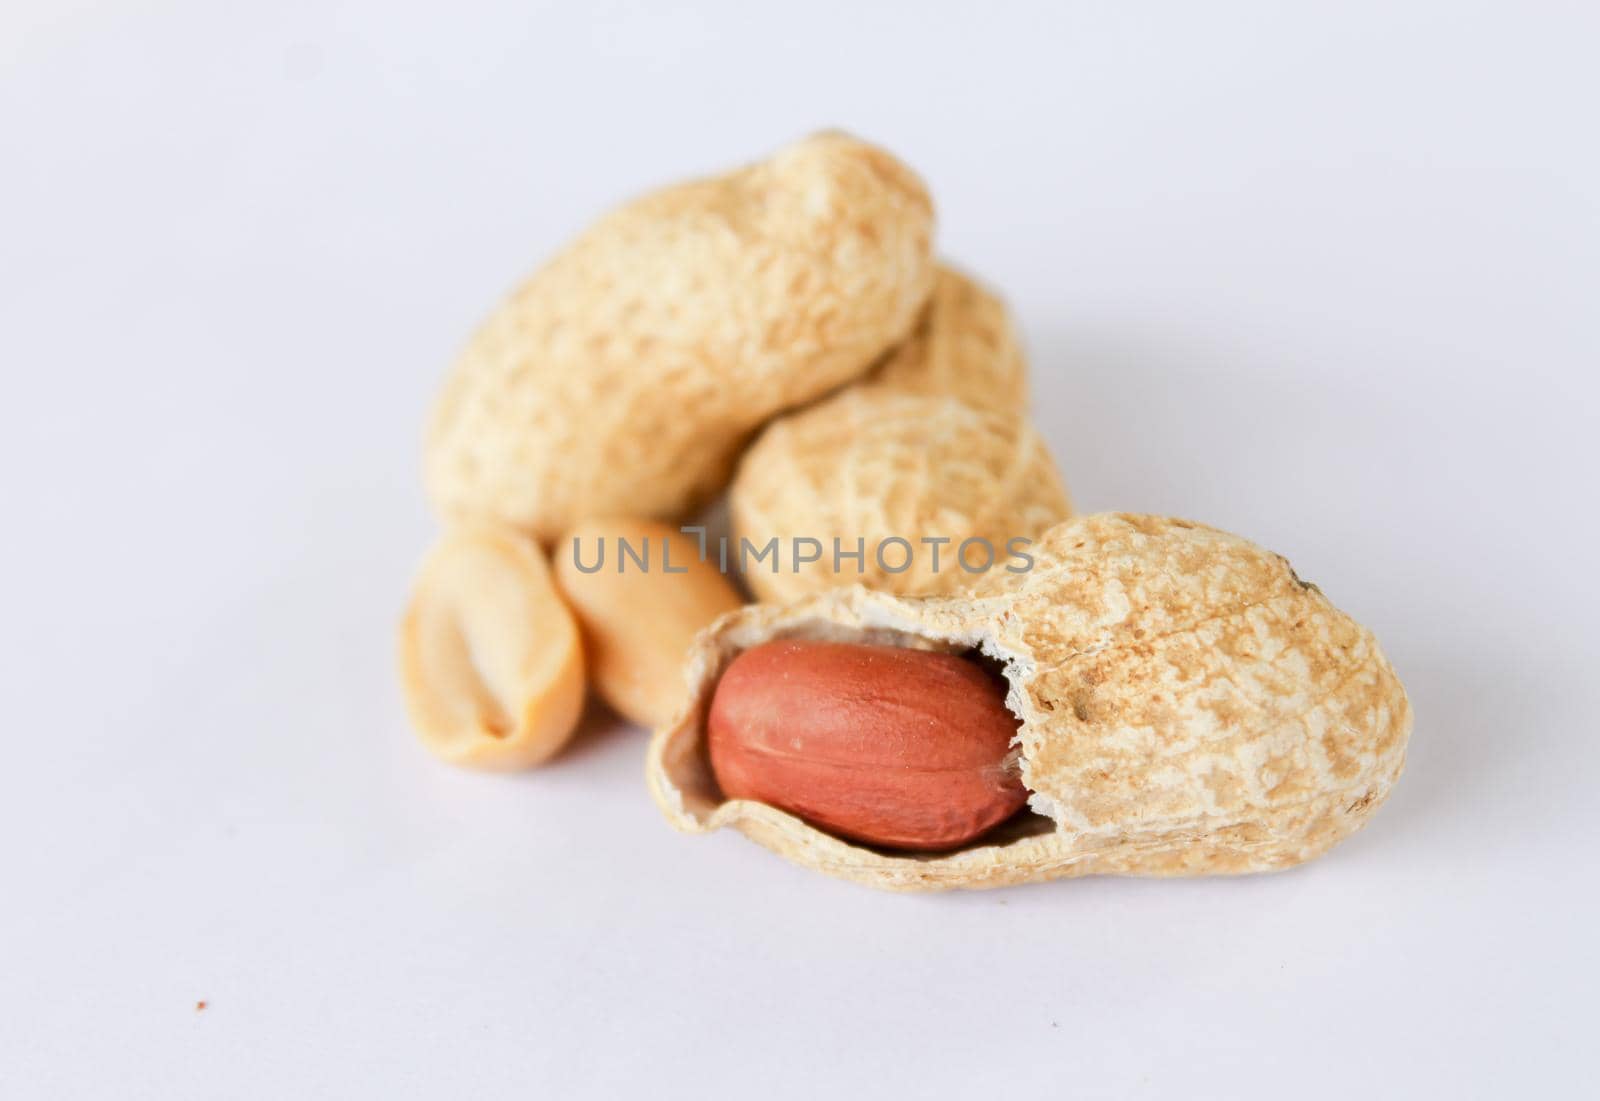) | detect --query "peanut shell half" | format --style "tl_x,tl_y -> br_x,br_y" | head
647,513 -> 1412,891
